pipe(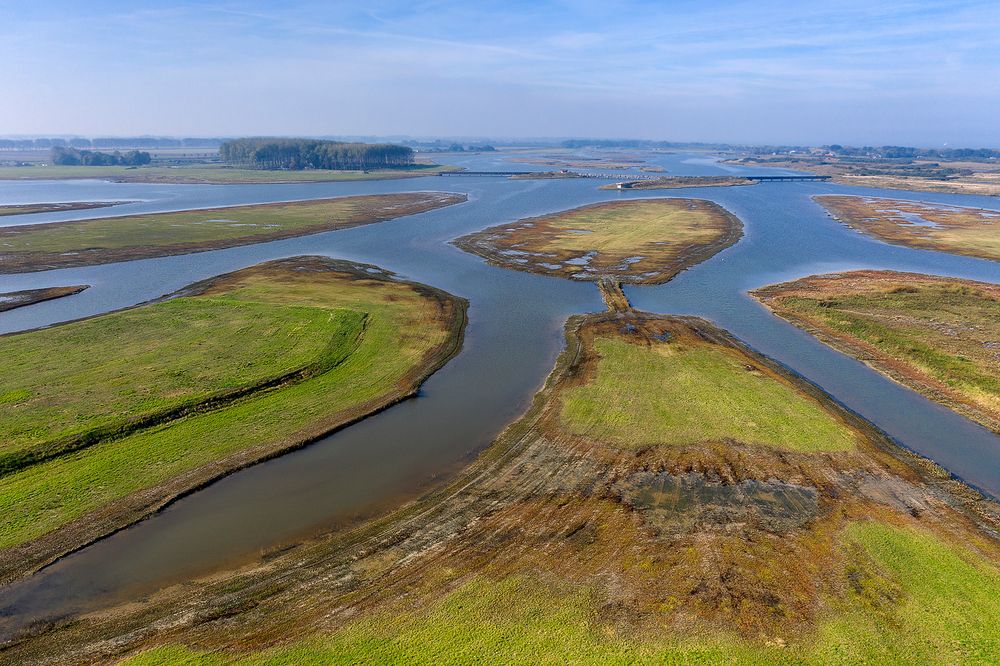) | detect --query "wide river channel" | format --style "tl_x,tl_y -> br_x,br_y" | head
0,152 -> 998,636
